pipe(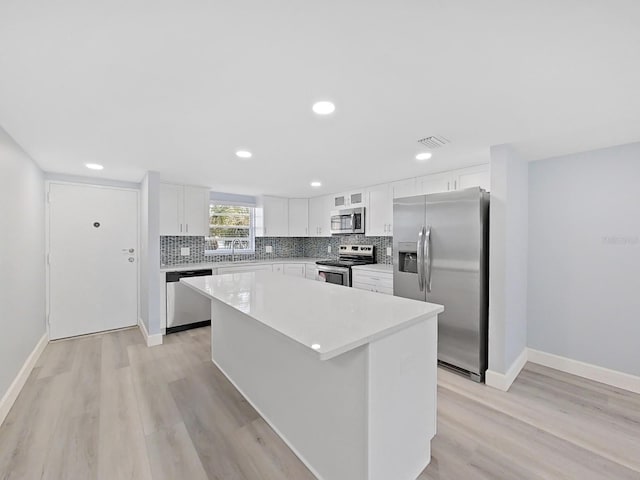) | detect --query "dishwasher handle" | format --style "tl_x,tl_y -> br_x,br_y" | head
166,269 -> 213,282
